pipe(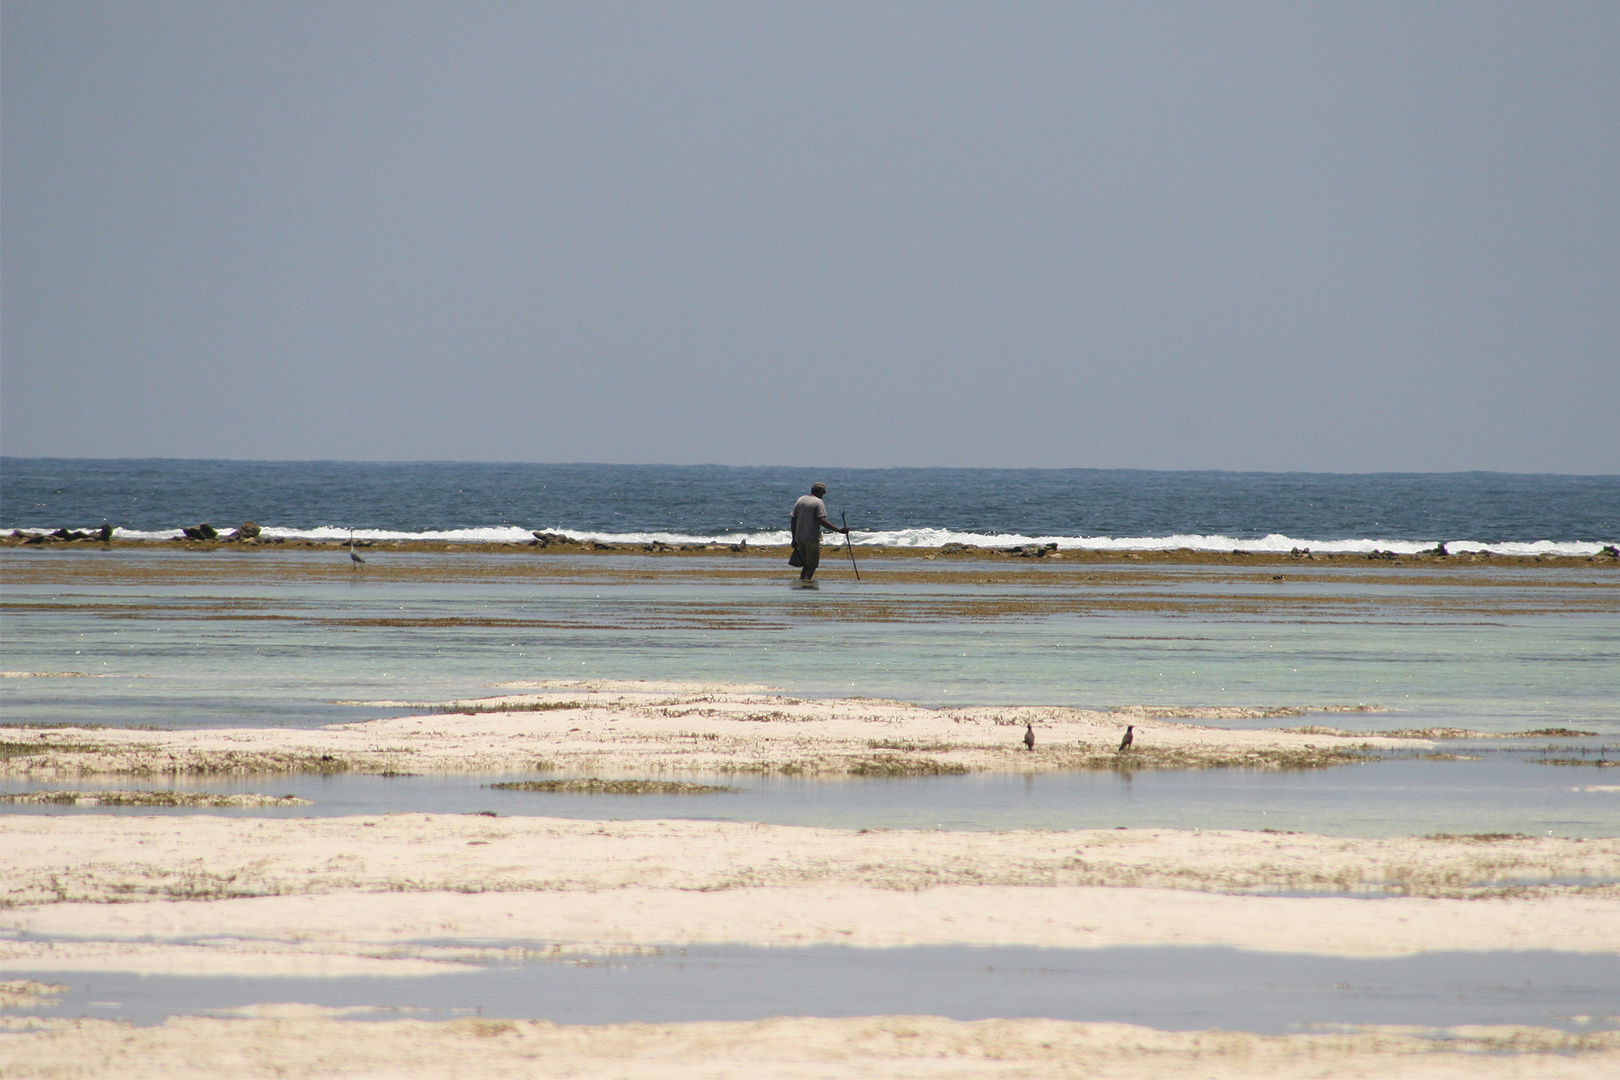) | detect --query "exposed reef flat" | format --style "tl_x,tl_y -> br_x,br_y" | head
1,683 -> 1419,778
0,980 -> 63,1010
5,538 -> 1616,1079
4,815 -> 1615,1076
4,547 -> 1613,639
0,790 -> 307,808
4,690 -> 1616,1078
5,815 -> 1616,910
